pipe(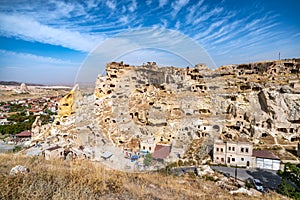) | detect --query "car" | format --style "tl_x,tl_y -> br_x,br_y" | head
252,178 -> 264,193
